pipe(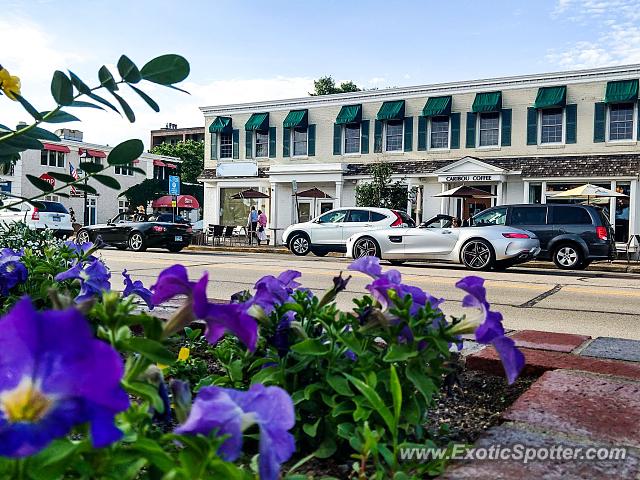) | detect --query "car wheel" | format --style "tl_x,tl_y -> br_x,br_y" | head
167,245 -> 184,253
461,239 -> 495,271
290,233 -> 310,256
352,237 -> 381,259
128,232 -> 147,252
553,244 -> 583,269
76,229 -> 91,245
311,249 -> 328,257
389,260 -> 405,266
